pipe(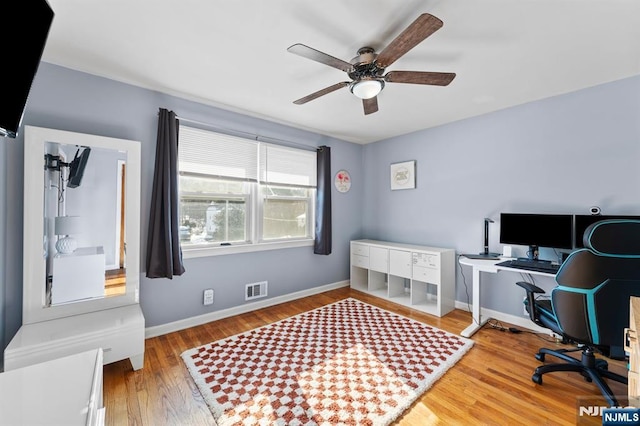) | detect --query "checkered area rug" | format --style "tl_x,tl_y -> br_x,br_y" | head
181,298 -> 473,425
